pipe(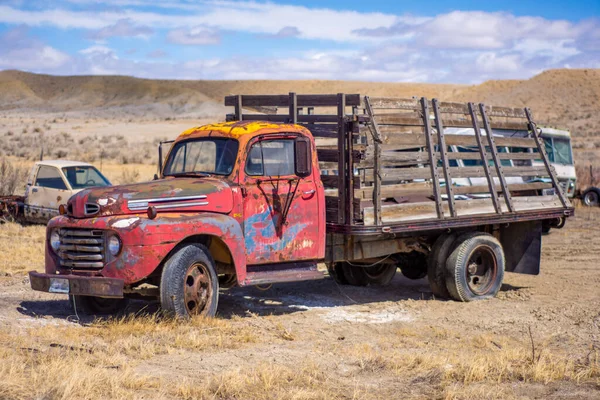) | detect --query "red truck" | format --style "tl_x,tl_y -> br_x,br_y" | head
29,94 -> 573,317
